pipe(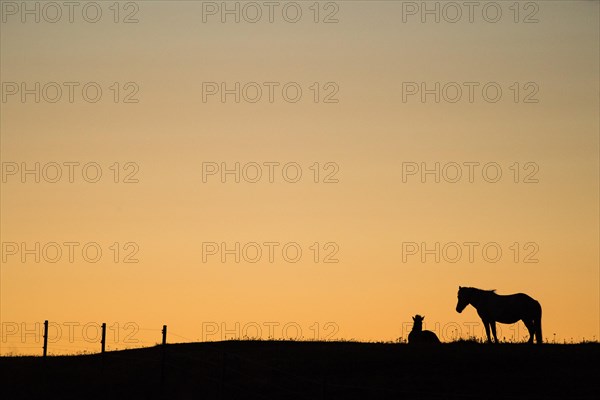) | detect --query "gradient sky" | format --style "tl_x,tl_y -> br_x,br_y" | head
1,1 -> 599,354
